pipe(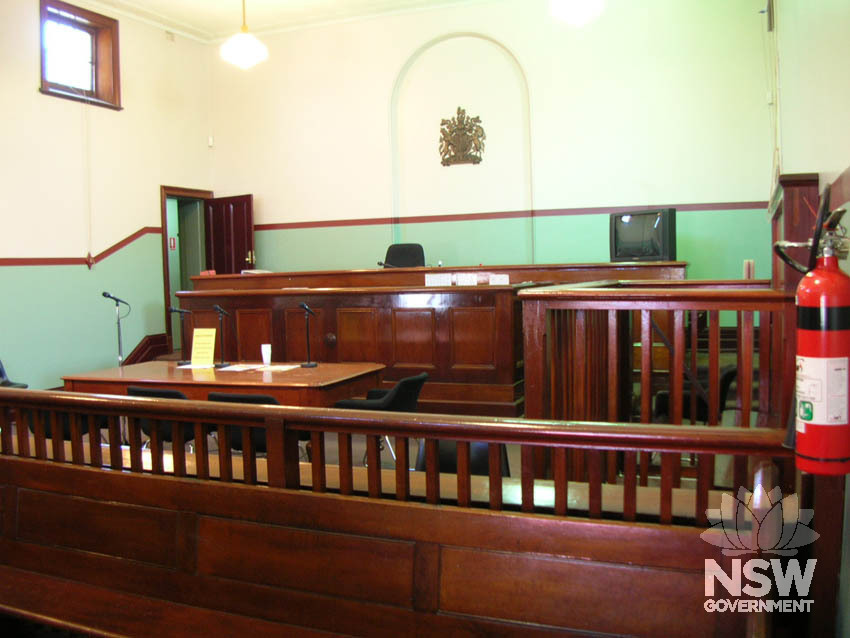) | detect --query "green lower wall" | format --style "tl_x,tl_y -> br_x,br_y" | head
3,208 -> 769,389
0,235 -> 165,389
256,208 -> 773,280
